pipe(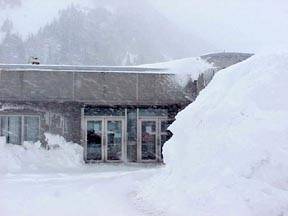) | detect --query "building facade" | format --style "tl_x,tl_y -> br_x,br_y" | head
0,53 -> 253,163
0,65 -> 191,163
